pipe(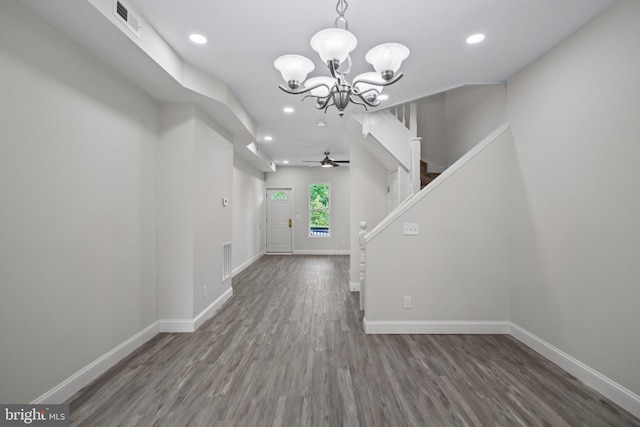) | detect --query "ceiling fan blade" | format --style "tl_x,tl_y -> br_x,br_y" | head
333,160 -> 350,163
